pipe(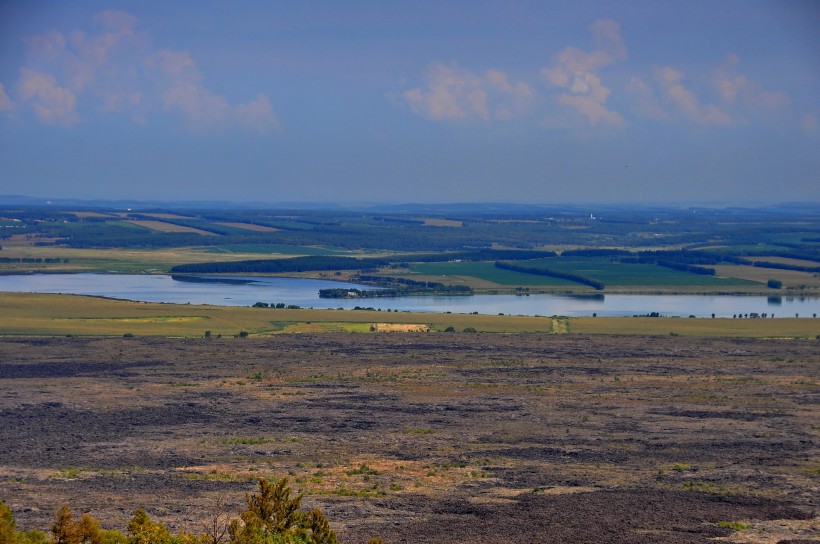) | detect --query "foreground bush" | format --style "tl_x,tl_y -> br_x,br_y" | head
0,478 -> 356,544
